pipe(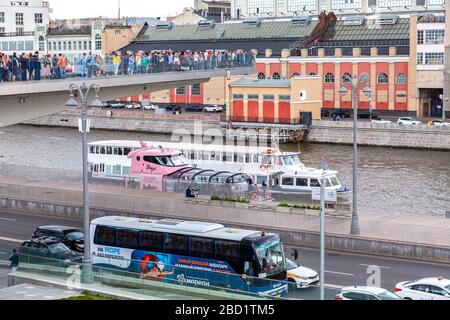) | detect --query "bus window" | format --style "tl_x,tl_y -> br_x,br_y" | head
117,229 -> 139,249
215,240 -> 240,262
190,237 -> 214,259
94,226 -> 116,247
165,234 -> 188,256
140,231 -> 164,252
